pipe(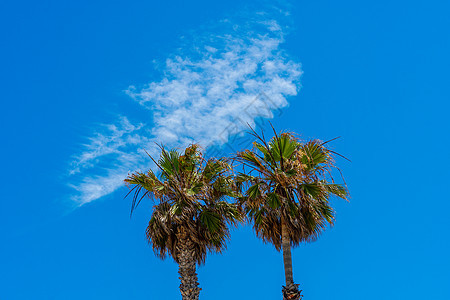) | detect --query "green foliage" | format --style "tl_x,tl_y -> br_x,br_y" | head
125,144 -> 243,265
235,127 -> 348,251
